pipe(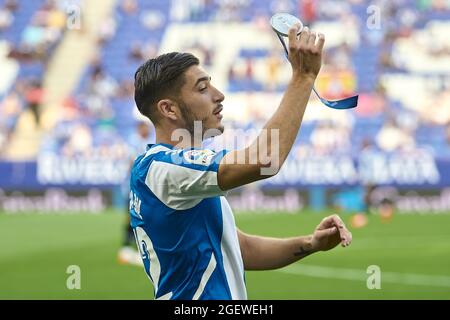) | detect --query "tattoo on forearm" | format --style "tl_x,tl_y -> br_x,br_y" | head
294,246 -> 312,258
